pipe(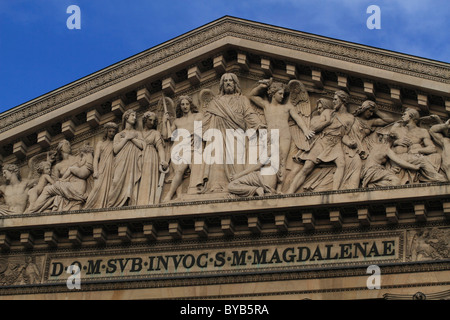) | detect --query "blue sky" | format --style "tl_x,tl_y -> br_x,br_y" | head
0,0 -> 449,113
